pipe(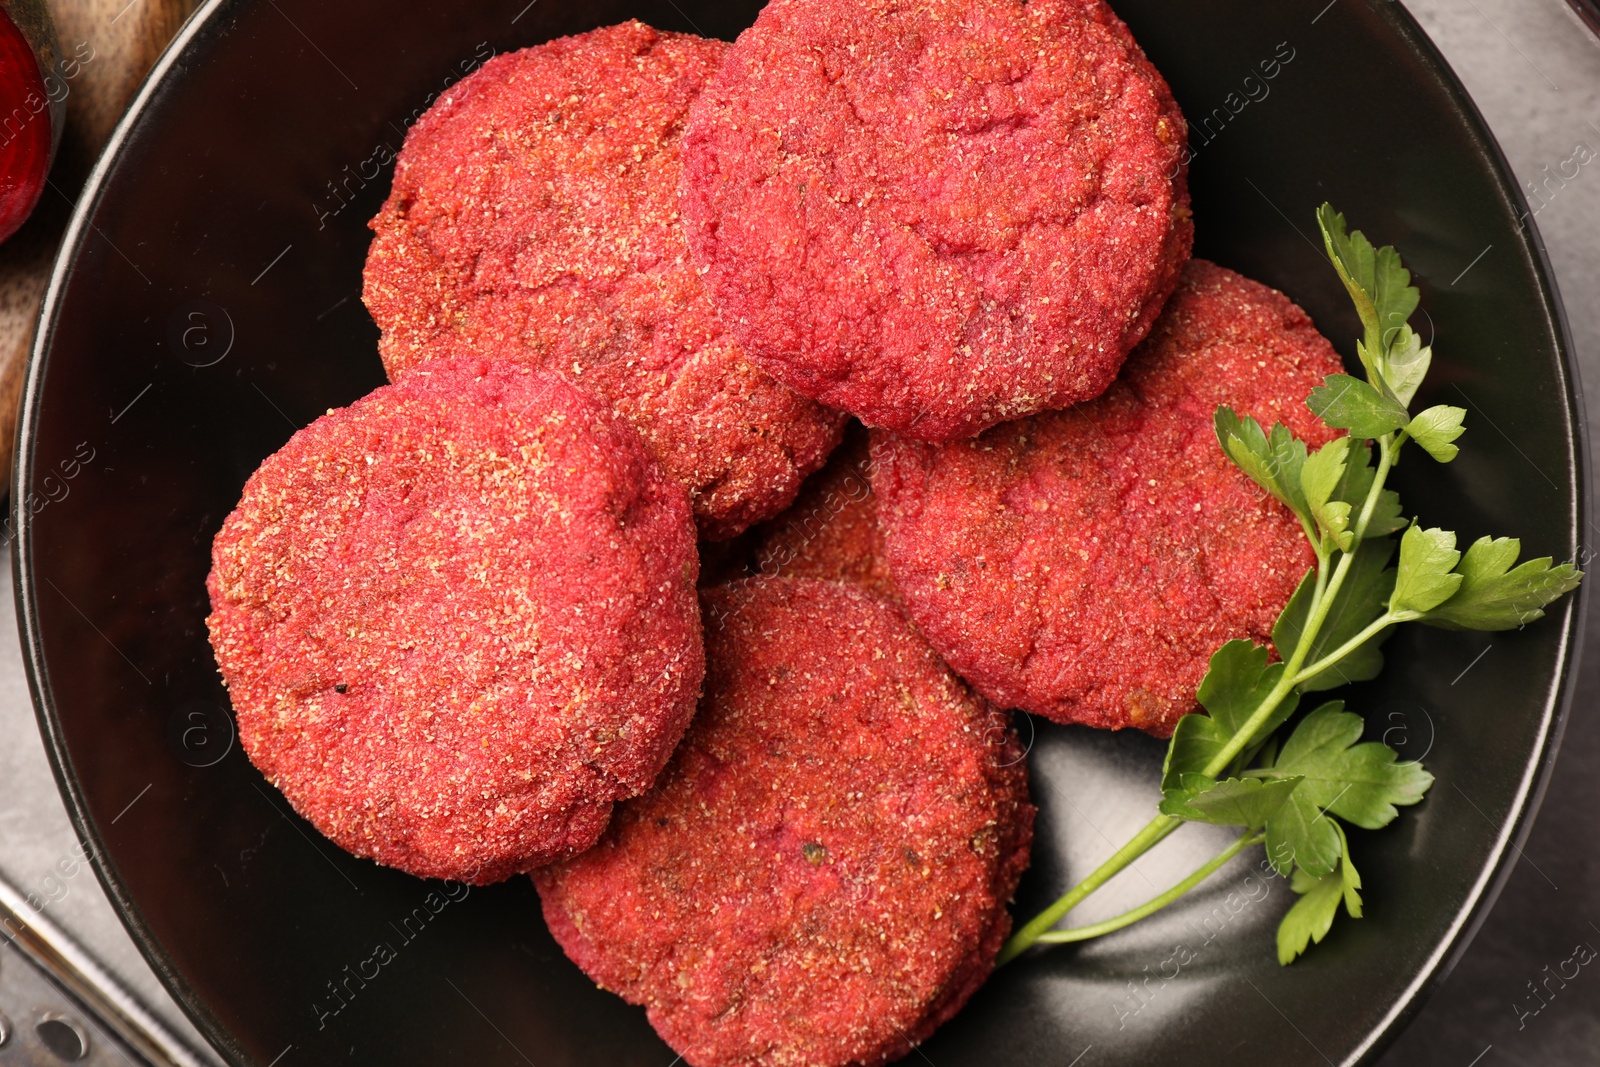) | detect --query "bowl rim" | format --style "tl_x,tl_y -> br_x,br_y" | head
1564,0 -> 1600,38
9,1 -> 1591,1065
